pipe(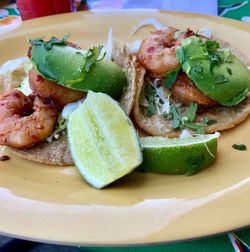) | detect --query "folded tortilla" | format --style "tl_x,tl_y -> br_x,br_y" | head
132,40 -> 250,137
8,39 -> 137,166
